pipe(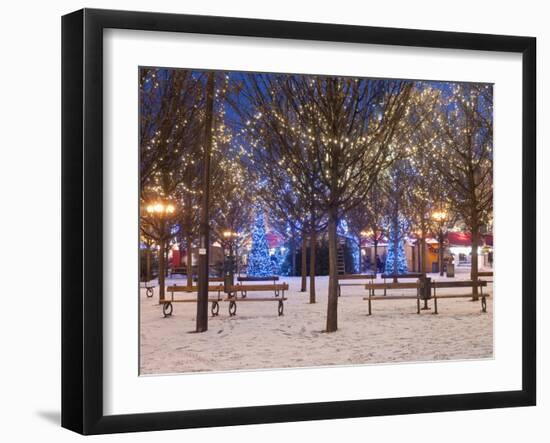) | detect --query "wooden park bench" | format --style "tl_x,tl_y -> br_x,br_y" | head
225,283 -> 289,316
363,282 -> 423,315
337,273 -> 376,296
430,280 -> 489,314
363,280 -> 489,315
160,284 -> 224,318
